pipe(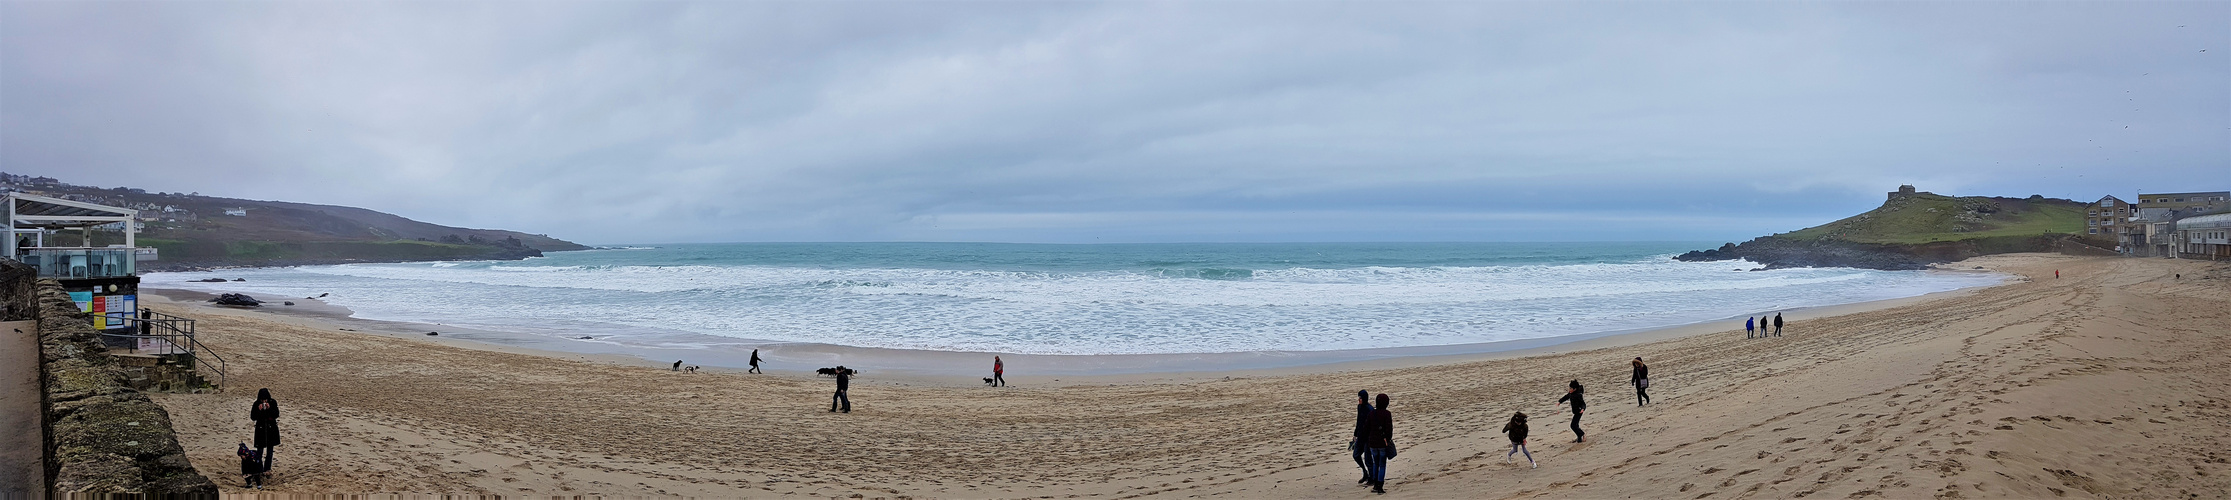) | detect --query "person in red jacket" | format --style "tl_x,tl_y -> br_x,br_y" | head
992,356 -> 1005,387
